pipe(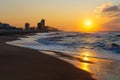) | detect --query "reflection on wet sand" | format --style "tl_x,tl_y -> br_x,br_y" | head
81,63 -> 90,72
76,51 -> 93,73
40,50 -> 120,80
76,50 -> 120,80
81,52 -> 90,72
